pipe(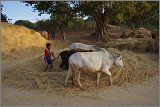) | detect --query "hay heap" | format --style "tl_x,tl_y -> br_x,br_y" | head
1,22 -> 47,59
151,29 -> 159,39
107,25 -> 132,39
3,48 -> 158,96
39,31 -> 49,40
121,27 -> 152,39
104,38 -> 154,52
